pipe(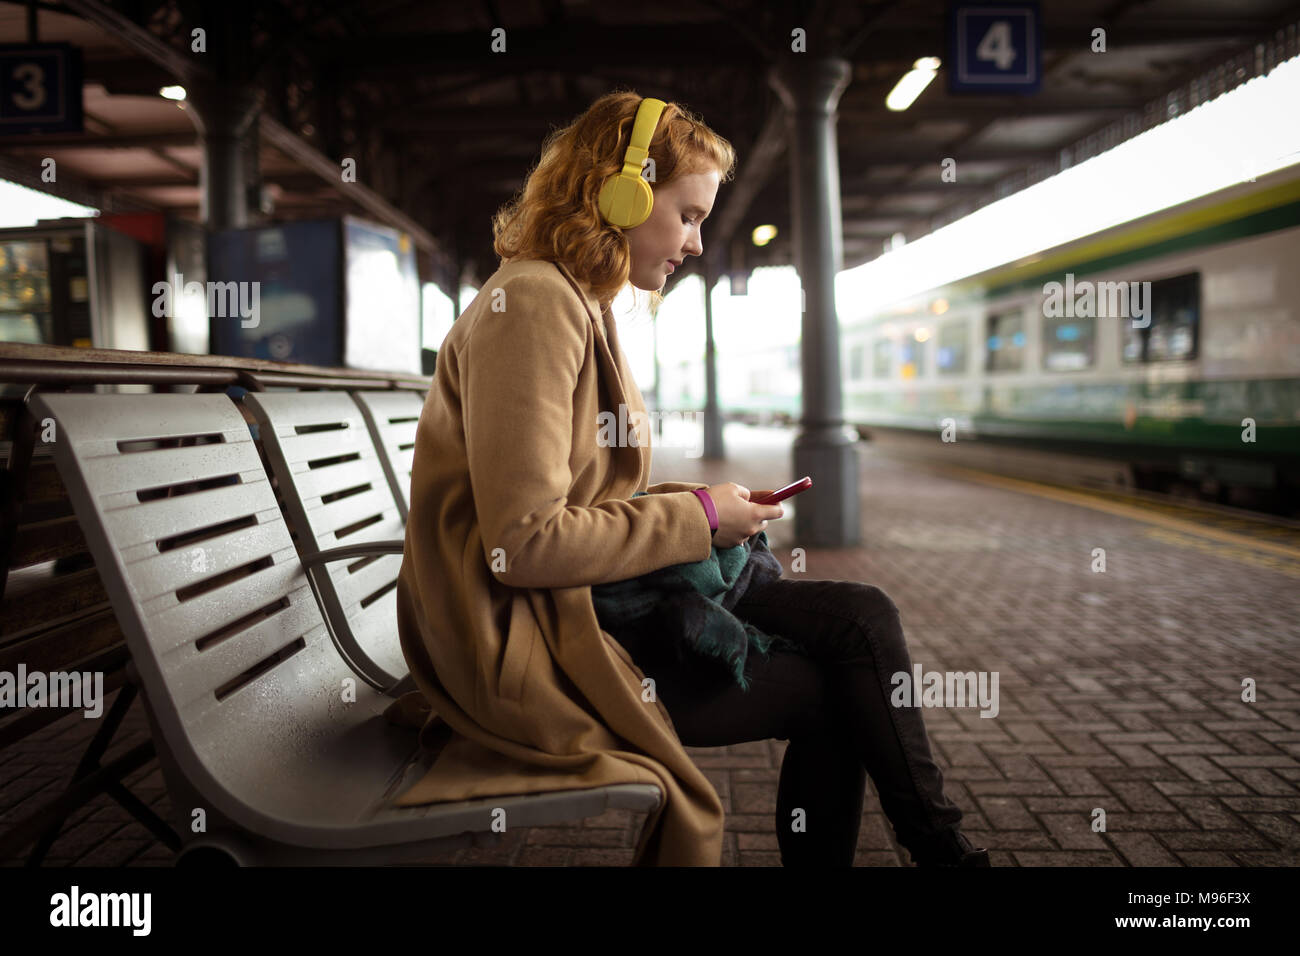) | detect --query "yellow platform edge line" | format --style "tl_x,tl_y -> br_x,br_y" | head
933,465 -> 1300,562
